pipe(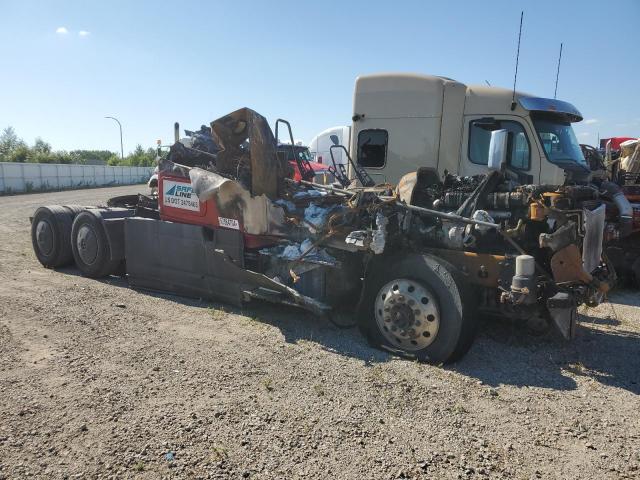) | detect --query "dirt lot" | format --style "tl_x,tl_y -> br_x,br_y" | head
0,185 -> 639,480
